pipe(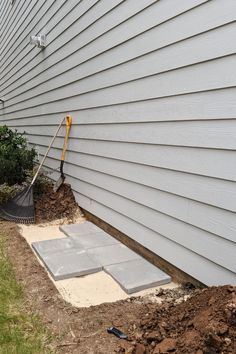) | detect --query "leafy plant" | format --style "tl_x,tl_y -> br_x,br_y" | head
0,183 -> 25,205
0,126 -> 37,185
25,168 -> 52,196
